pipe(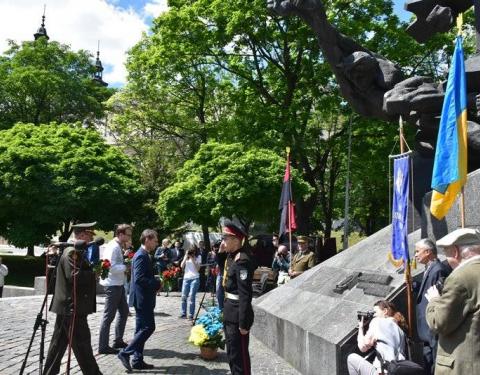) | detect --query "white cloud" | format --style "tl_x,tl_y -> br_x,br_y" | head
0,0 -> 169,86
144,0 -> 169,18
